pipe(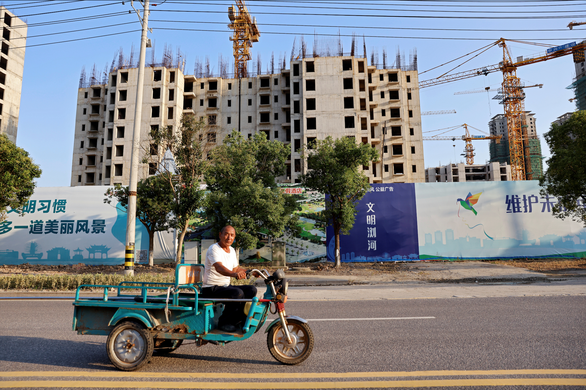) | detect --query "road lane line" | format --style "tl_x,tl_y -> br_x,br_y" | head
1,369 -> 585,379
1,378 -> 585,388
305,316 -> 436,321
